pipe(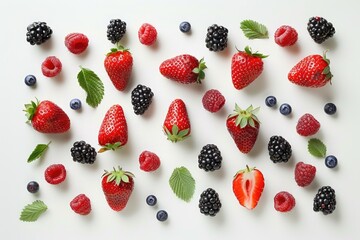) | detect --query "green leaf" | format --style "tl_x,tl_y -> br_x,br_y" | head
20,200 -> 47,222
308,138 -> 327,158
27,142 -> 51,163
169,166 -> 195,202
240,20 -> 269,39
77,67 -> 104,108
